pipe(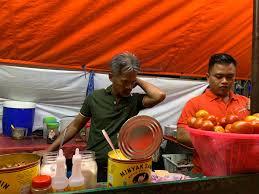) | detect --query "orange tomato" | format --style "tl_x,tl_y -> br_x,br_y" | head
205,115 -> 218,125
218,116 -> 227,128
195,110 -> 209,118
244,115 -> 258,122
193,117 -> 204,129
187,116 -> 197,128
200,120 -> 214,131
230,121 -> 254,134
226,114 -> 240,124
214,126 -> 225,133
250,120 -> 259,134
253,113 -> 259,118
225,124 -> 232,133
